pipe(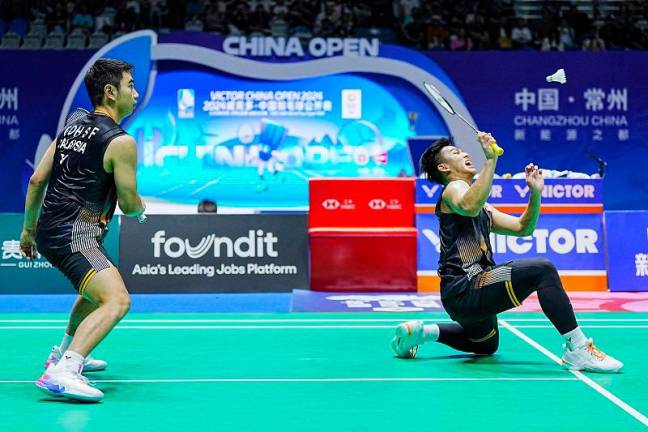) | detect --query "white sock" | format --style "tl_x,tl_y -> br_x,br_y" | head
423,324 -> 440,342
59,333 -> 73,353
563,327 -> 587,350
56,350 -> 85,374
